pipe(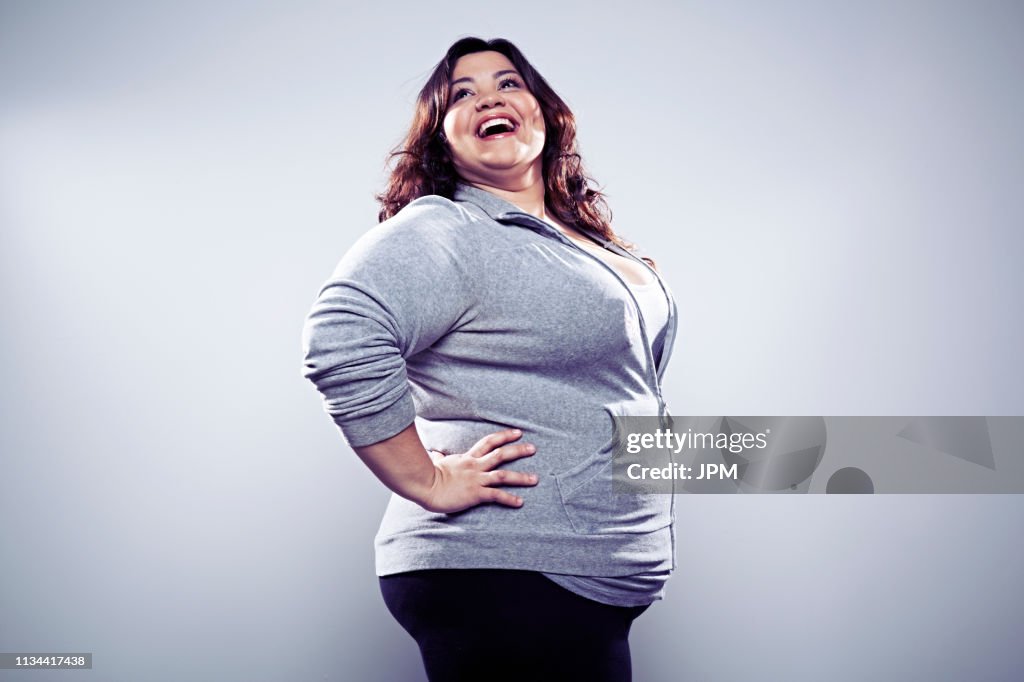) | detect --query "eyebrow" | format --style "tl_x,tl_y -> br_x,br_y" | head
449,69 -> 520,88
